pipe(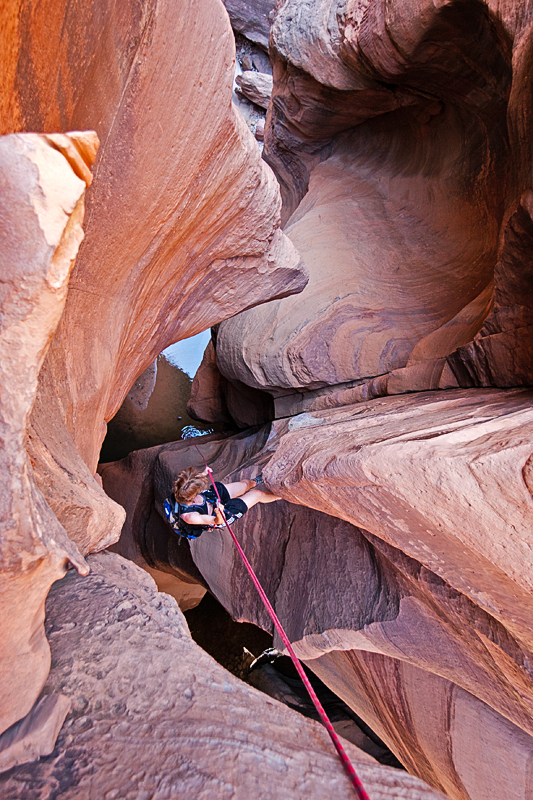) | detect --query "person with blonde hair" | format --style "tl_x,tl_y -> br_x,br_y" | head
164,465 -> 280,540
